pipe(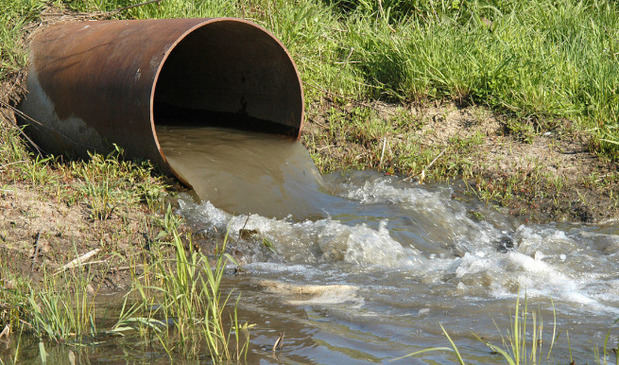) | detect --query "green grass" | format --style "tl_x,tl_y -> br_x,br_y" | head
1,266 -> 96,344
26,269 -> 98,342
397,294 -> 619,365
304,104 -> 482,178
0,0 -> 43,80
0,220 -> 248,362
343,0 -> 617,155
111,228 -> 250,362
65,145 -> 167,220
473,295 -> 556,365
51,0 -> 617,156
